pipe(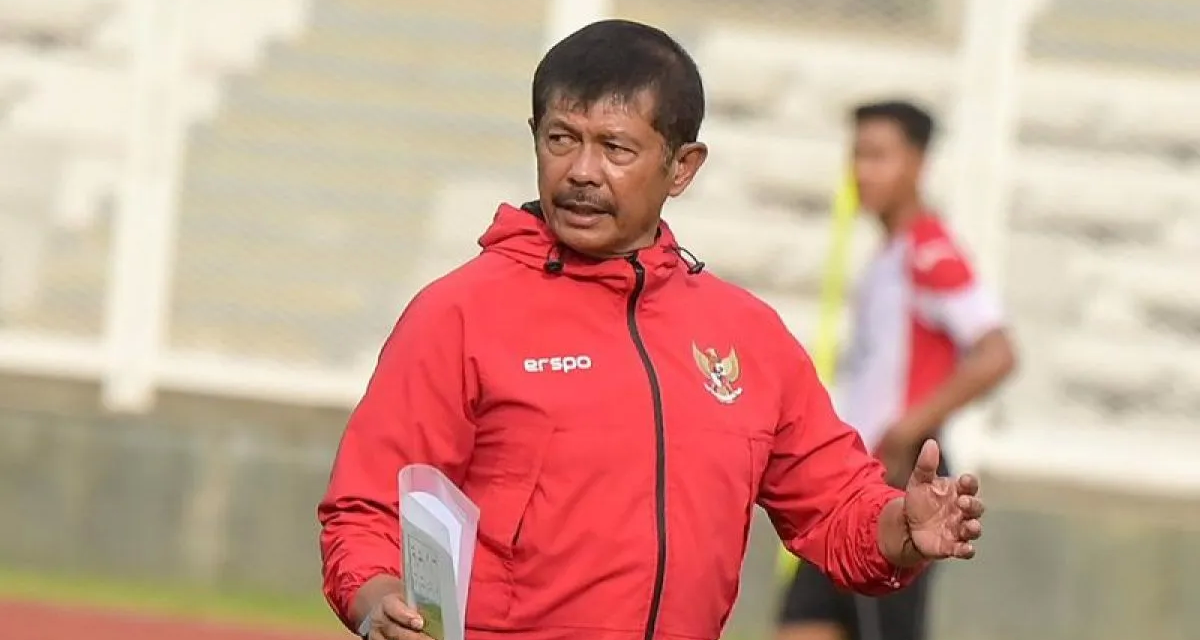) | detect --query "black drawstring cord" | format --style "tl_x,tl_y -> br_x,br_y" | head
672,245 -> 706,275
544,244 -> 704,275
